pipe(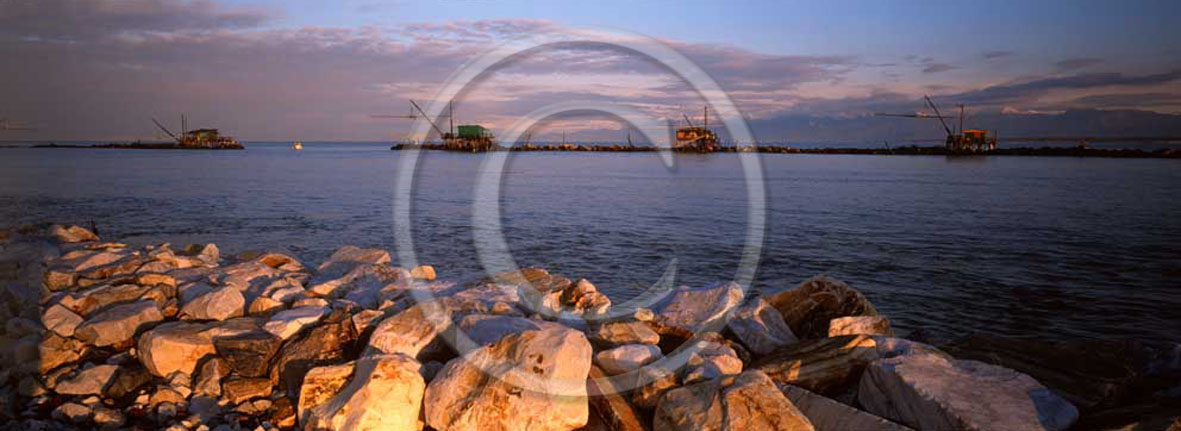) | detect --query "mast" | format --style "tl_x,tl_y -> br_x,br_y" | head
703,106 -> 708,129
958,104 -> 964,135
449,101 -> 454,136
